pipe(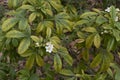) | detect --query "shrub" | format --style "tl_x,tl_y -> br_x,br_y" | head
0,0 -> 120,80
